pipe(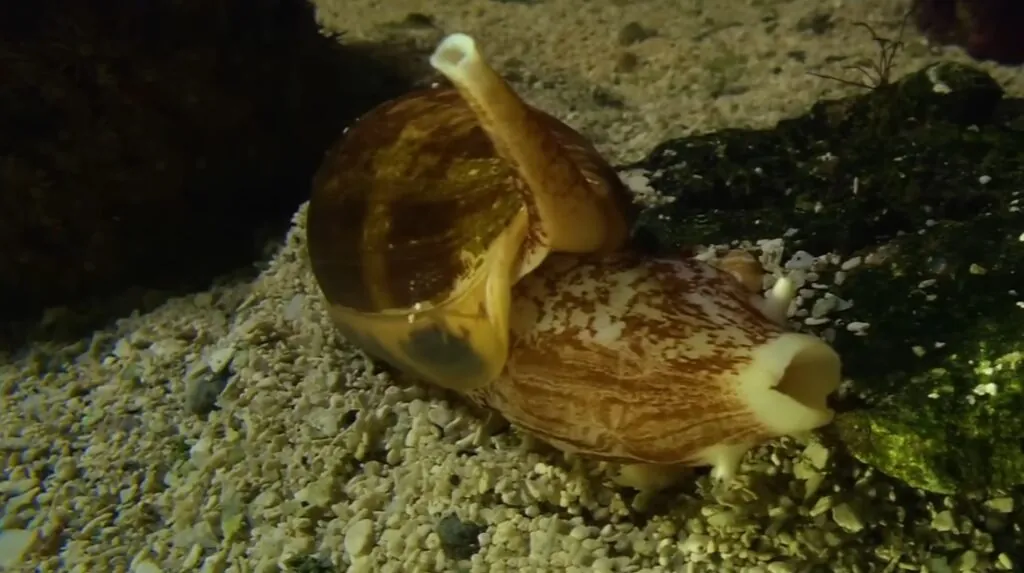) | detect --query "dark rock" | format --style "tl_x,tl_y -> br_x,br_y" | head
795,10 -> 835,36
914,0 -> 1024,65
0,0 -> 420,327
436,514 -> 484,560
184,369 -> 229,416
617,22 -> 656,47
628,61 -> 1024,493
